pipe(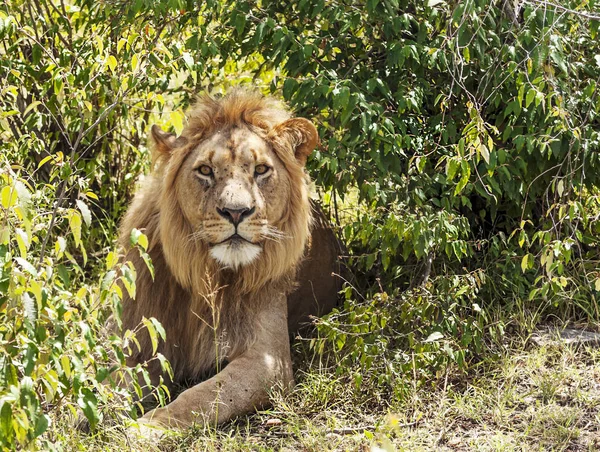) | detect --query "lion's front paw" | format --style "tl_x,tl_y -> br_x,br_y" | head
125,418 -> 171,442
142,406 -> 193,429
141,407 -> 172,427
